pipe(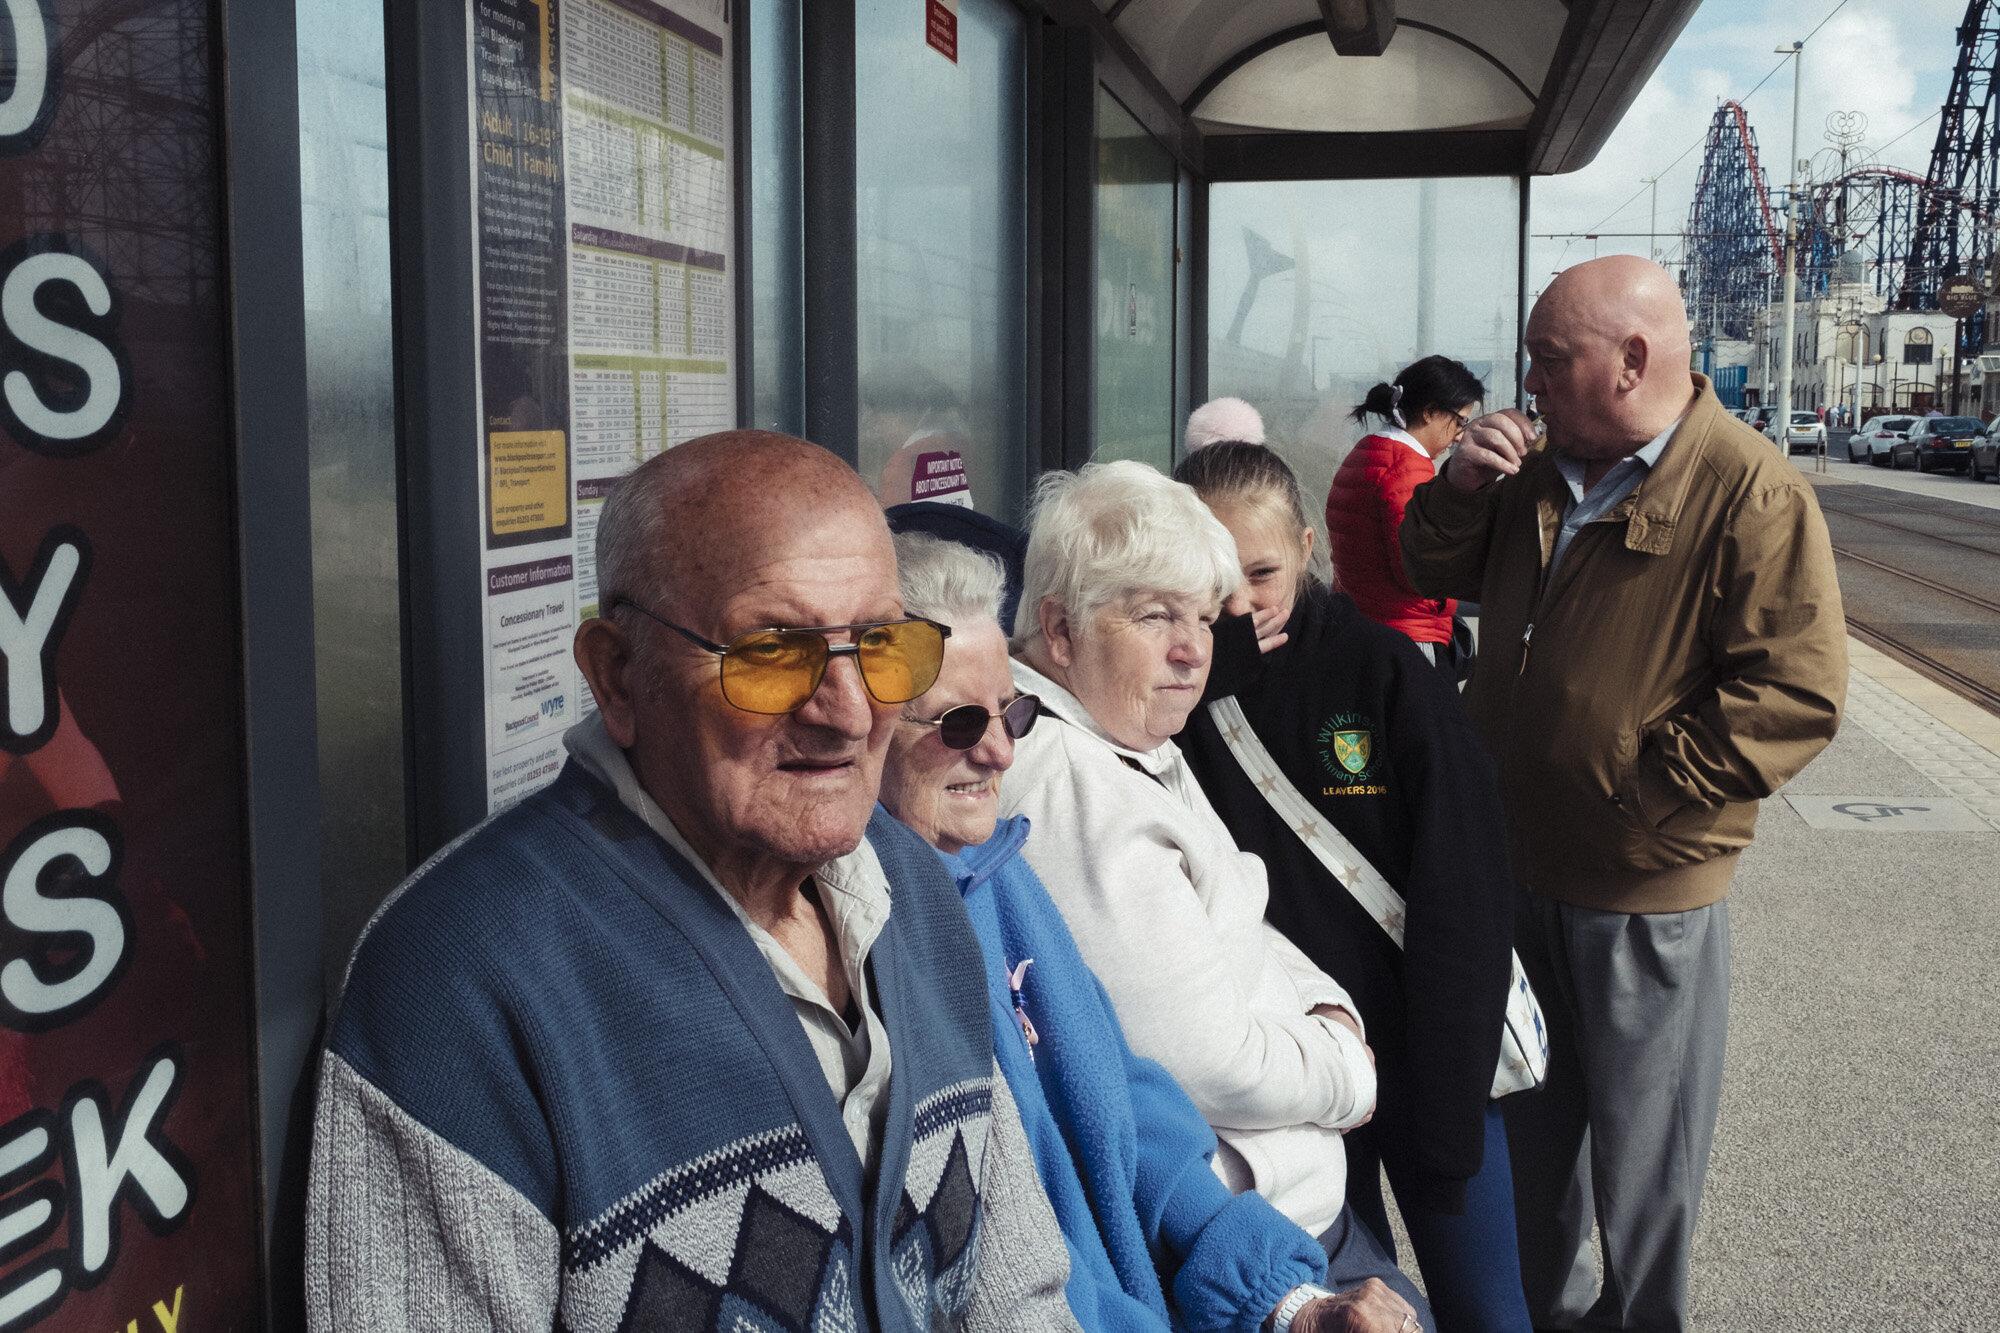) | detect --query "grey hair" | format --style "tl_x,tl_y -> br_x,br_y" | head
893,530 -> 1006,631
1012,460 -> 1241,646
596,464 -> 671,613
